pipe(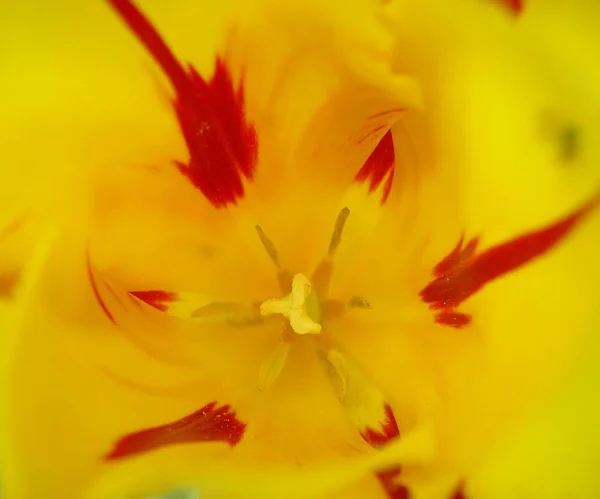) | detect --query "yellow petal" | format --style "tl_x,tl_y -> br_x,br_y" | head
319,346 -> 401,449
467,325 -> 600,499
84,423 -> 437,499
1,231 -> 373,498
